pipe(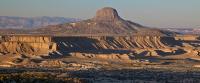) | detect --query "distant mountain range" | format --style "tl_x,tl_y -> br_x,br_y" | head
0,16 -> 80,29
163,28 -> 200,35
